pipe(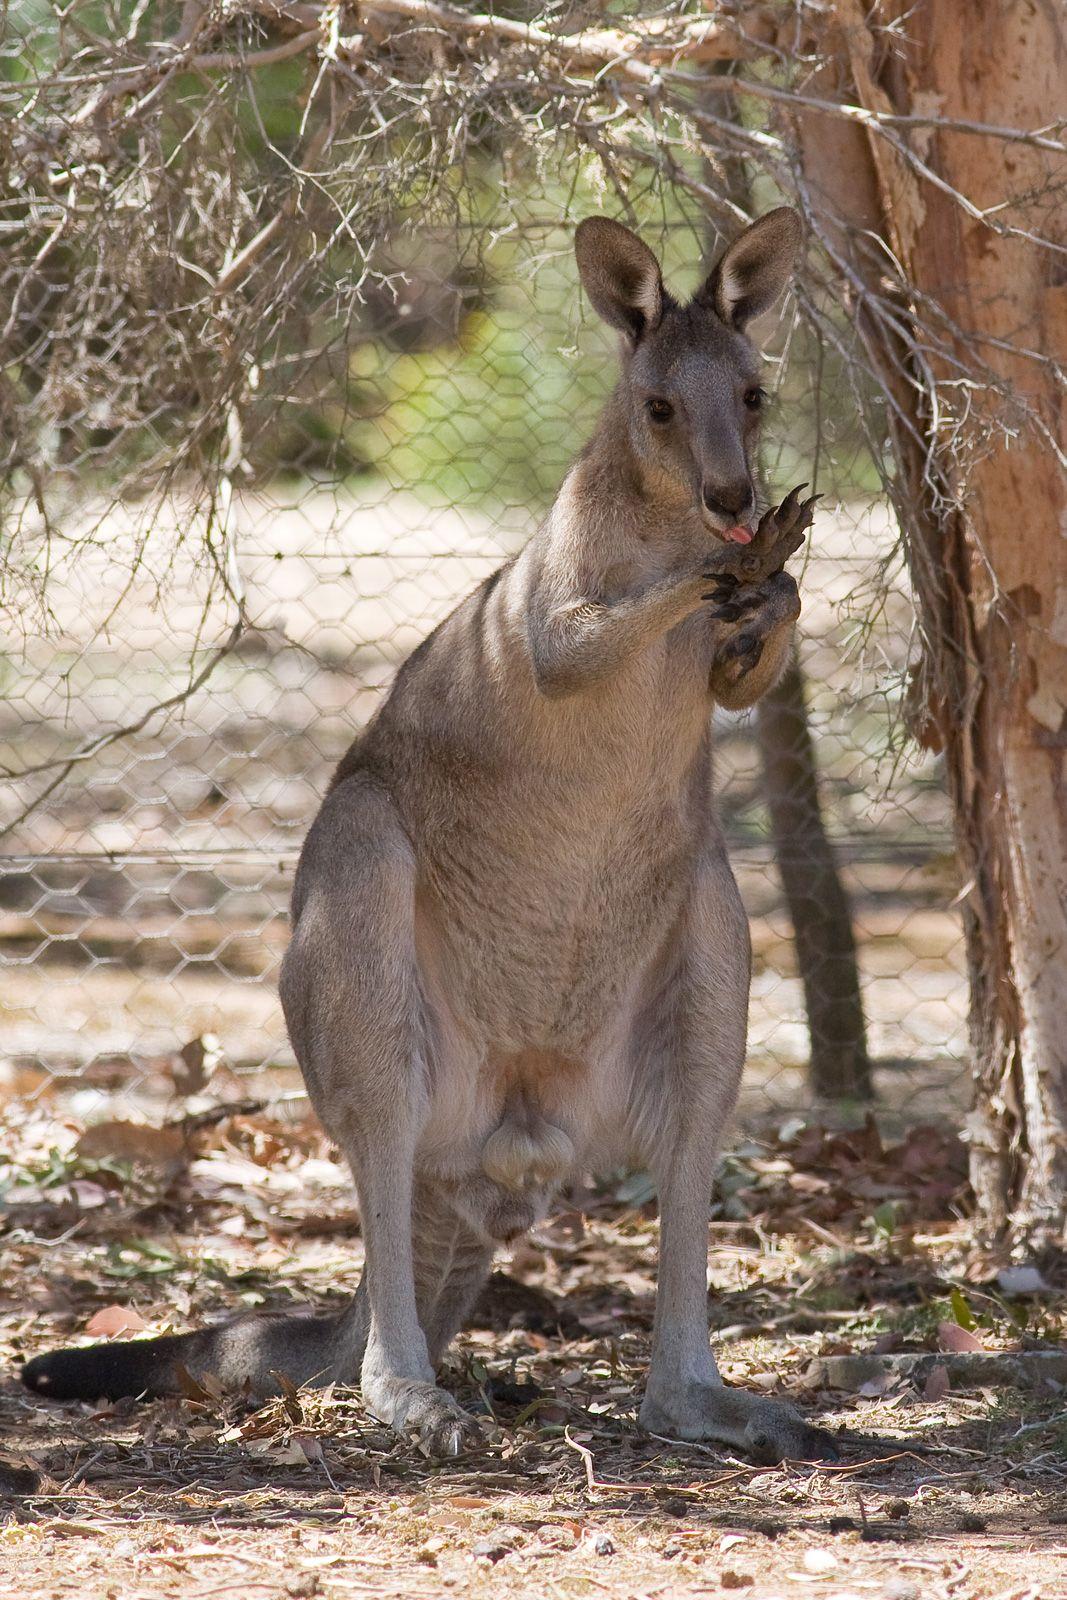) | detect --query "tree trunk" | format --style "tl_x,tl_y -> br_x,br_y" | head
794,0 -> 1067,1232
903,1 -> 1067,1232
701,64 -> 872,1101
757,656 -> 872,1099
